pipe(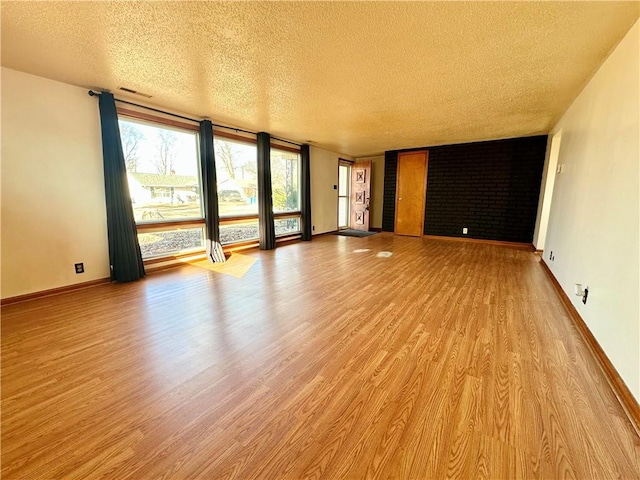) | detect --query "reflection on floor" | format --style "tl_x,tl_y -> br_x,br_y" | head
185,253 -> 258,278
2,234 -> 639,479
